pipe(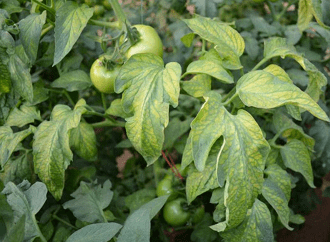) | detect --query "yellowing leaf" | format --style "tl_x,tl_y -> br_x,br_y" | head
115,54 -> 181,165
183,15 -> 245,69
188,91 -> 270,229
236,70 -> 329,122
181,74 -> 211,98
